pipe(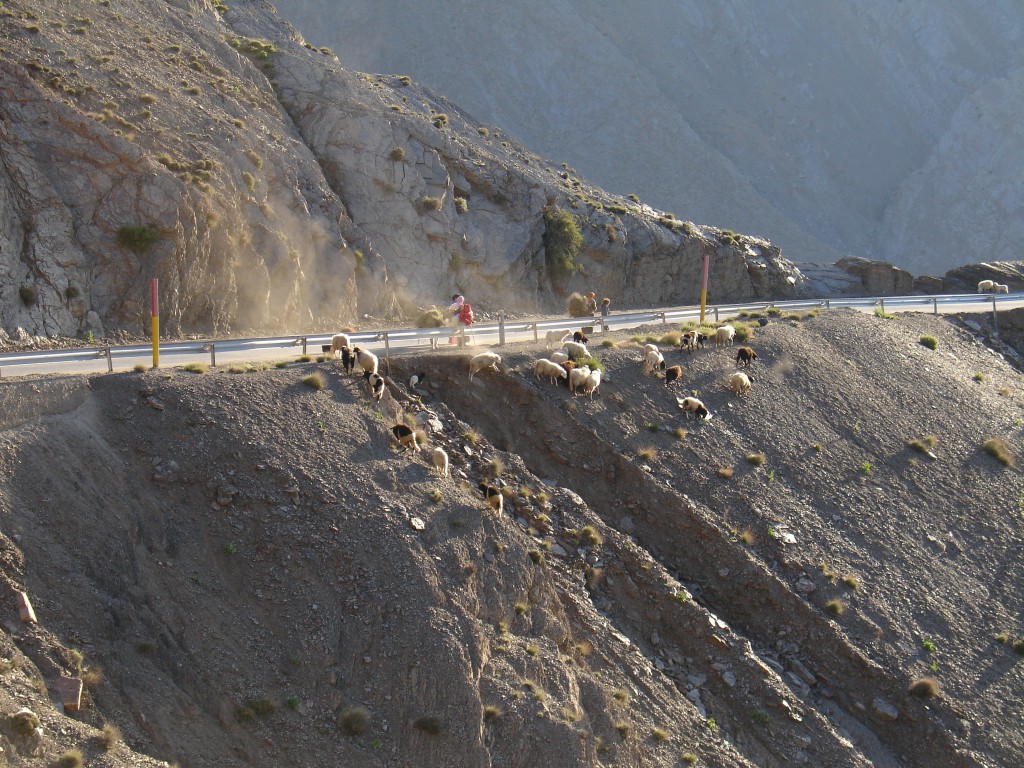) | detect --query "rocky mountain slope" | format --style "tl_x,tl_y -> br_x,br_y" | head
0,0 -> 800,343
272,0 -> 1024,275
0,307 -> 1021,767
